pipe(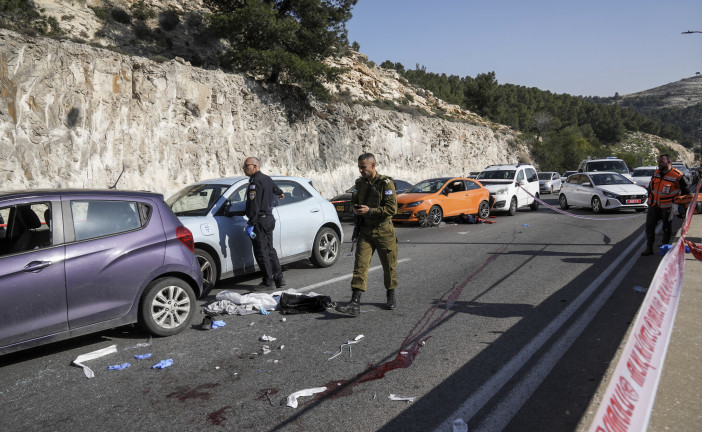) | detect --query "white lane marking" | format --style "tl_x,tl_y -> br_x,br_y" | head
474,235 -> 644,431
435,234 -> 646,431
295,258 -> 412,294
